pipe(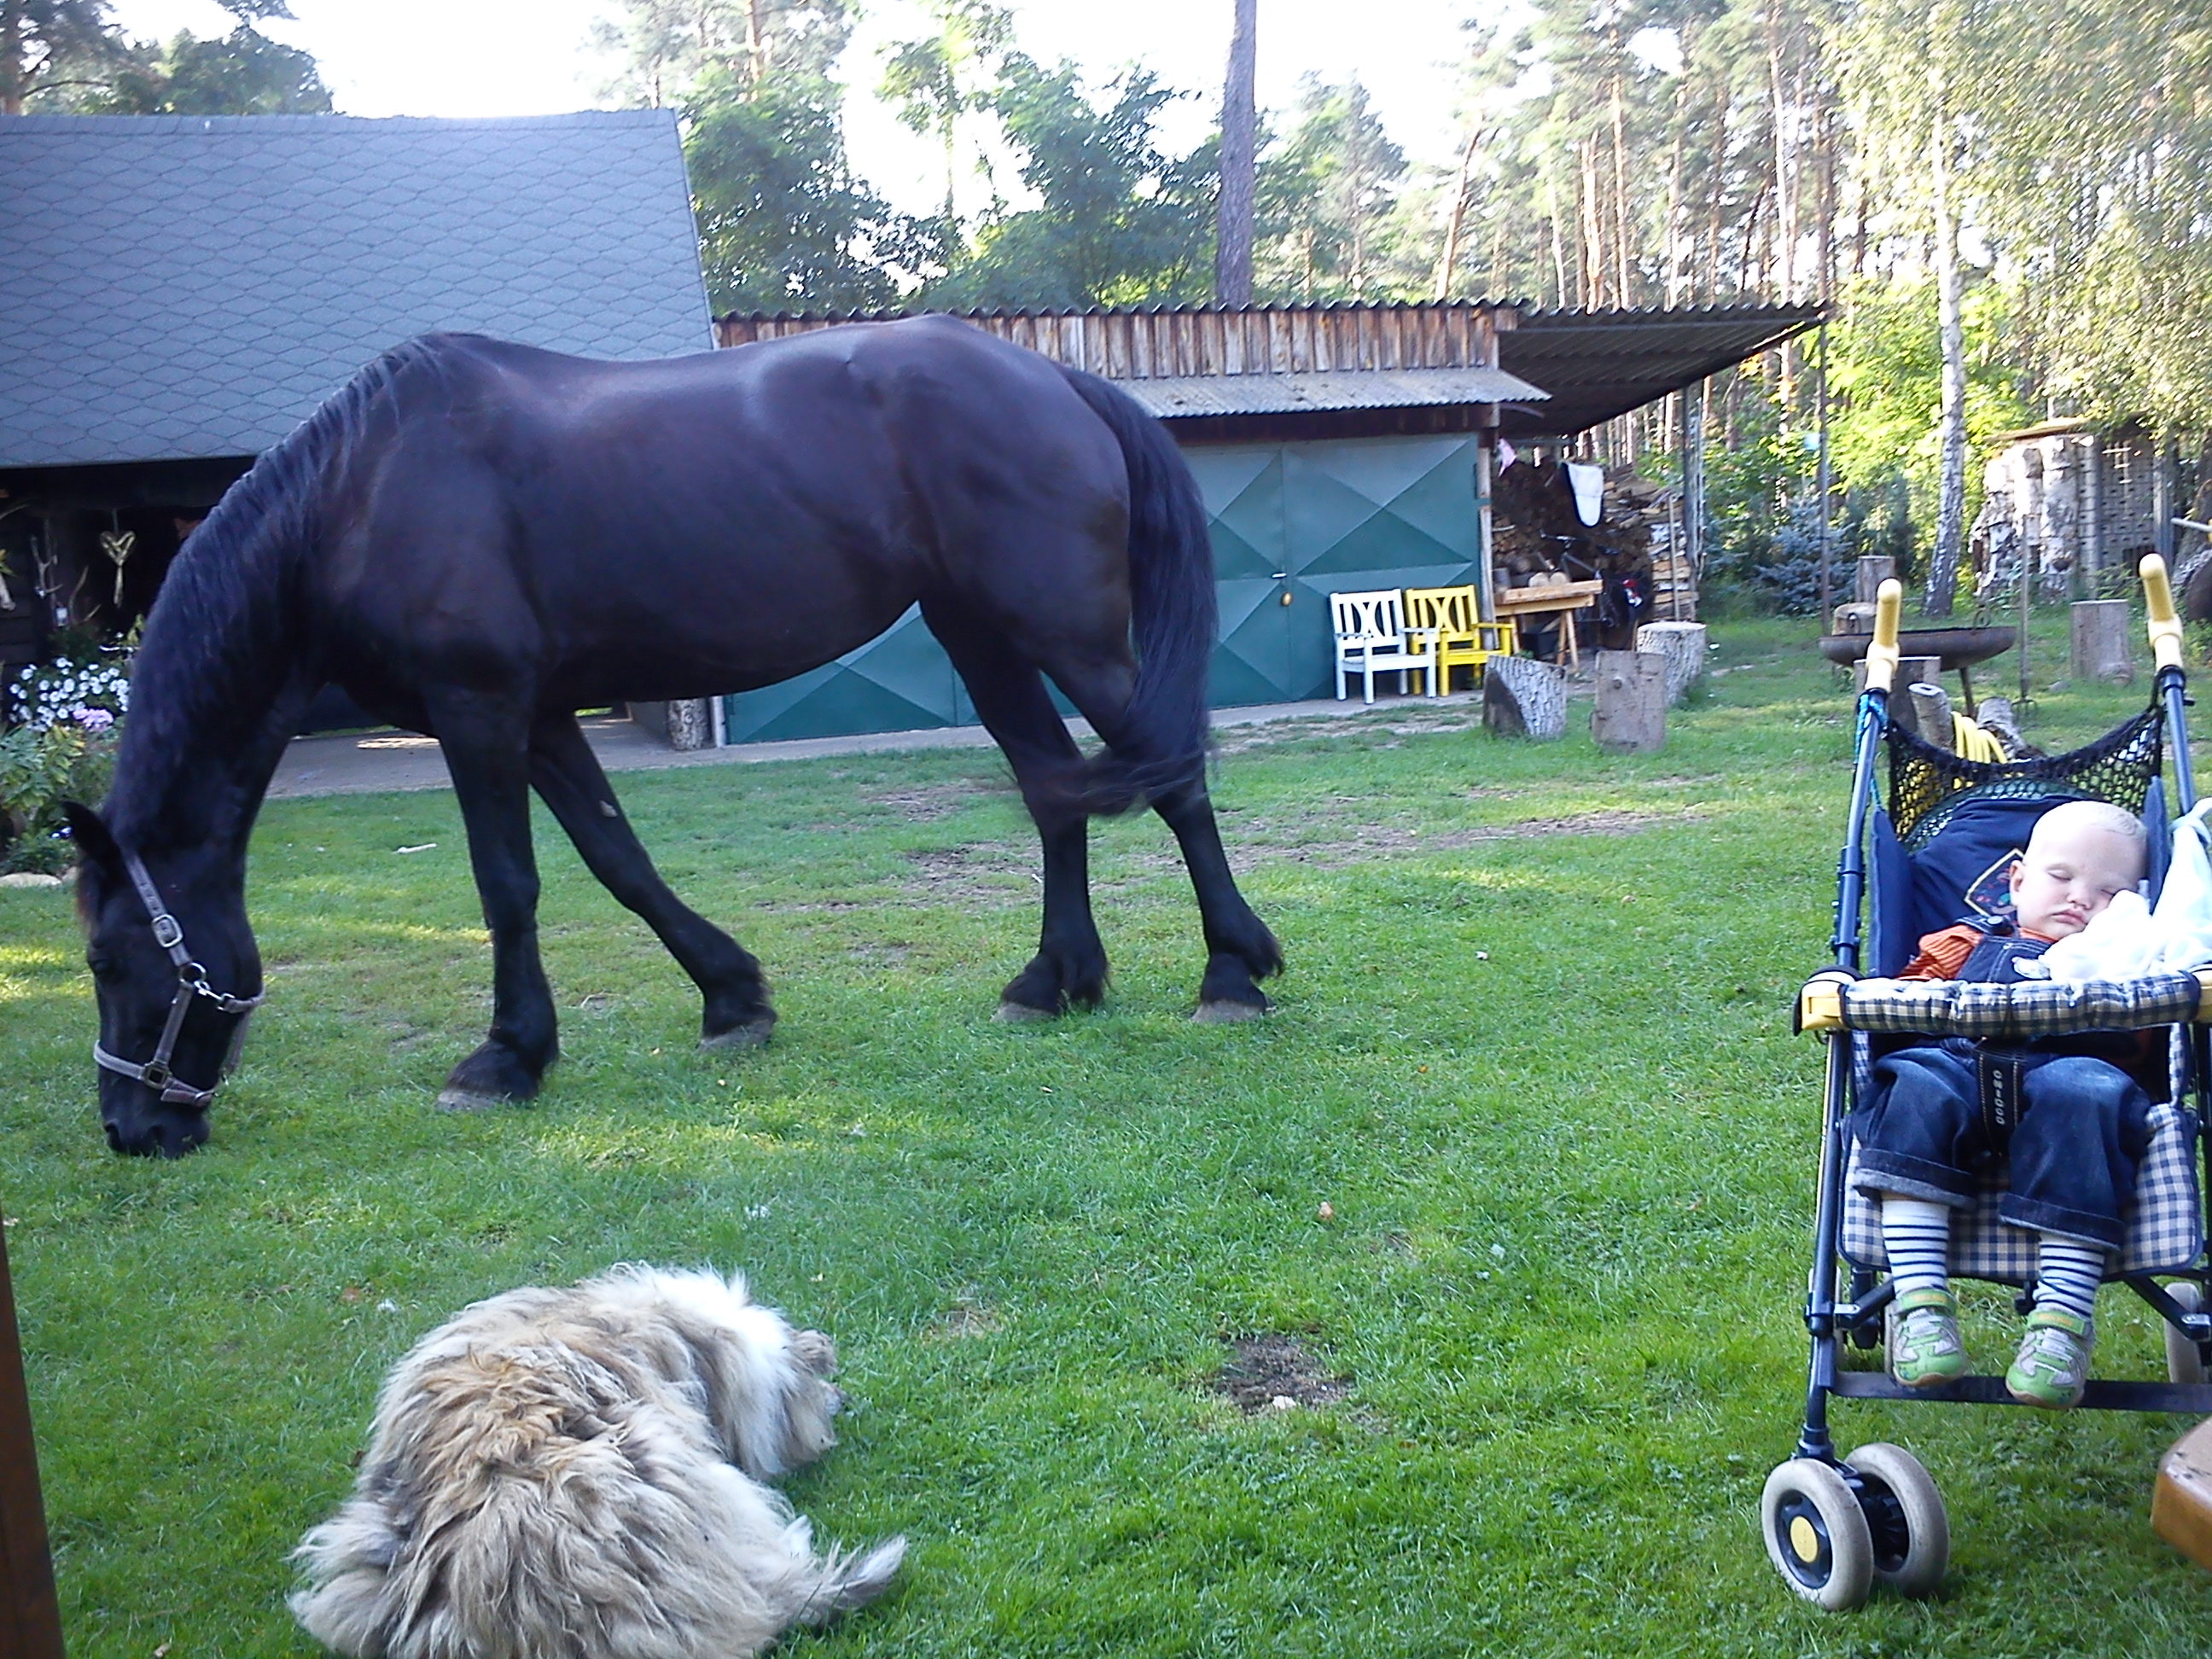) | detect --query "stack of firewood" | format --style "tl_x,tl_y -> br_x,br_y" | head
1492,460 -> 1696,633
